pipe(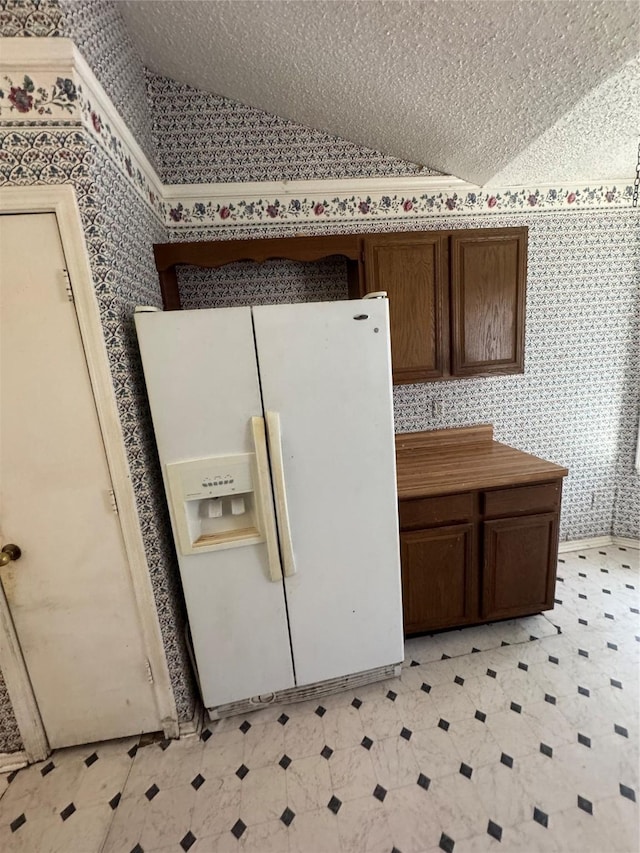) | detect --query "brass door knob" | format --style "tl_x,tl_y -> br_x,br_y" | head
0,544 -> 21,567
